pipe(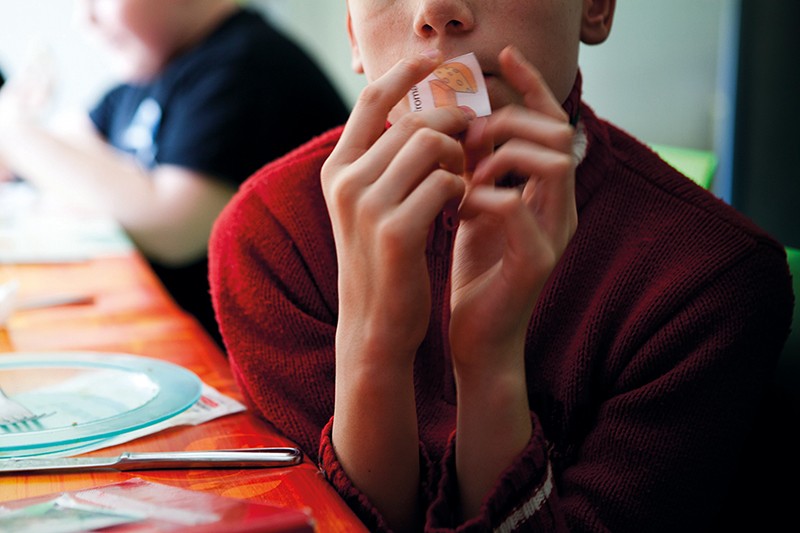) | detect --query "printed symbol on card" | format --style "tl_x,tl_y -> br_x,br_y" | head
408,52 -> 491,117
430,62 -> 478,106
